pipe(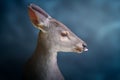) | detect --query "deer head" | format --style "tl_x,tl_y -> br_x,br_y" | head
28,4 -> 88,53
